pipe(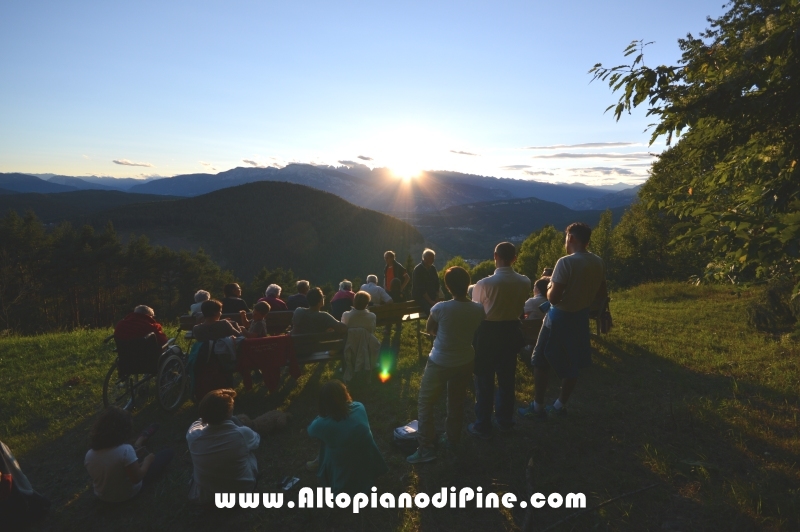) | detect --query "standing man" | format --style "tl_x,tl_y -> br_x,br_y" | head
287,280 -> 310,311
519,223 -> 606,419
412,248 -> 440,314
469,242 -> 531,437
383,251 -> 410,294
